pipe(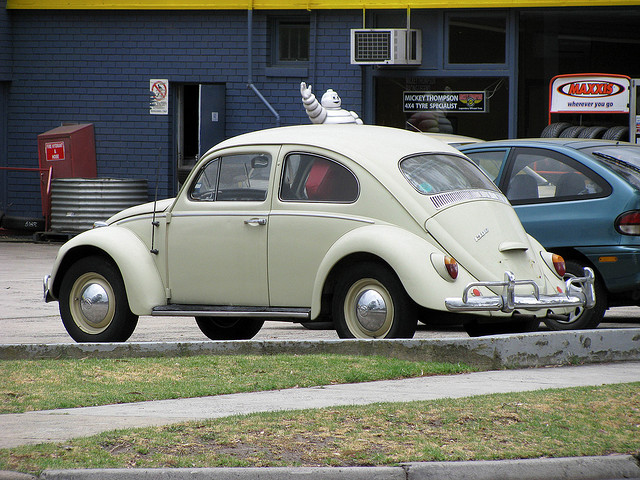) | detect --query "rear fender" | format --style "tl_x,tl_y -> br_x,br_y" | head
48,226 -> 166,315
311,225 -> 475,316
